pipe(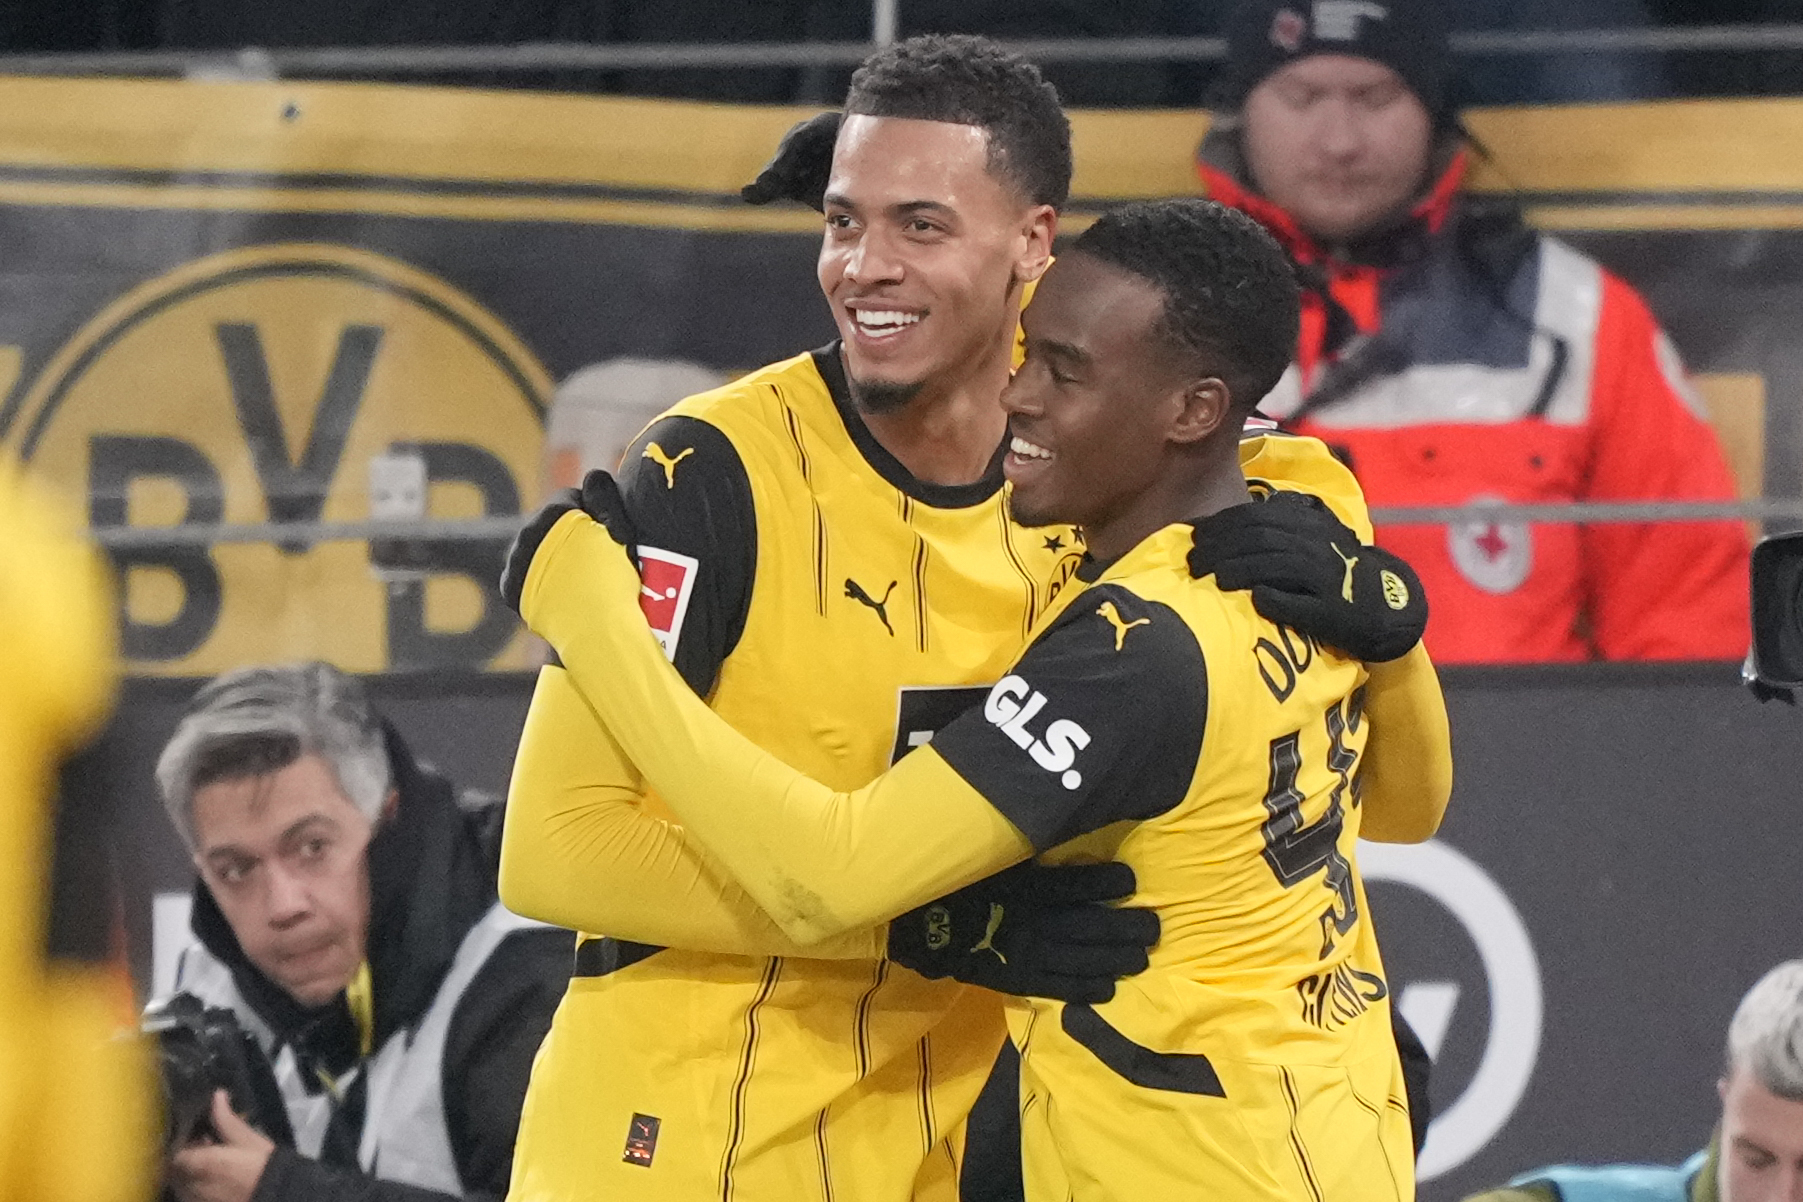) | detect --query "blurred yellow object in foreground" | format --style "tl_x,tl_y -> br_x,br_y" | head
0,458 -> 152,1202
